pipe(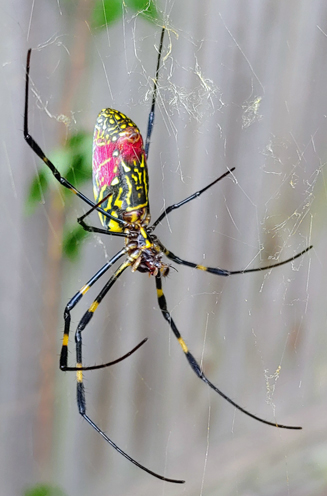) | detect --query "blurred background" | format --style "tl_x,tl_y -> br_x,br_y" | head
1,1 -> 327,495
